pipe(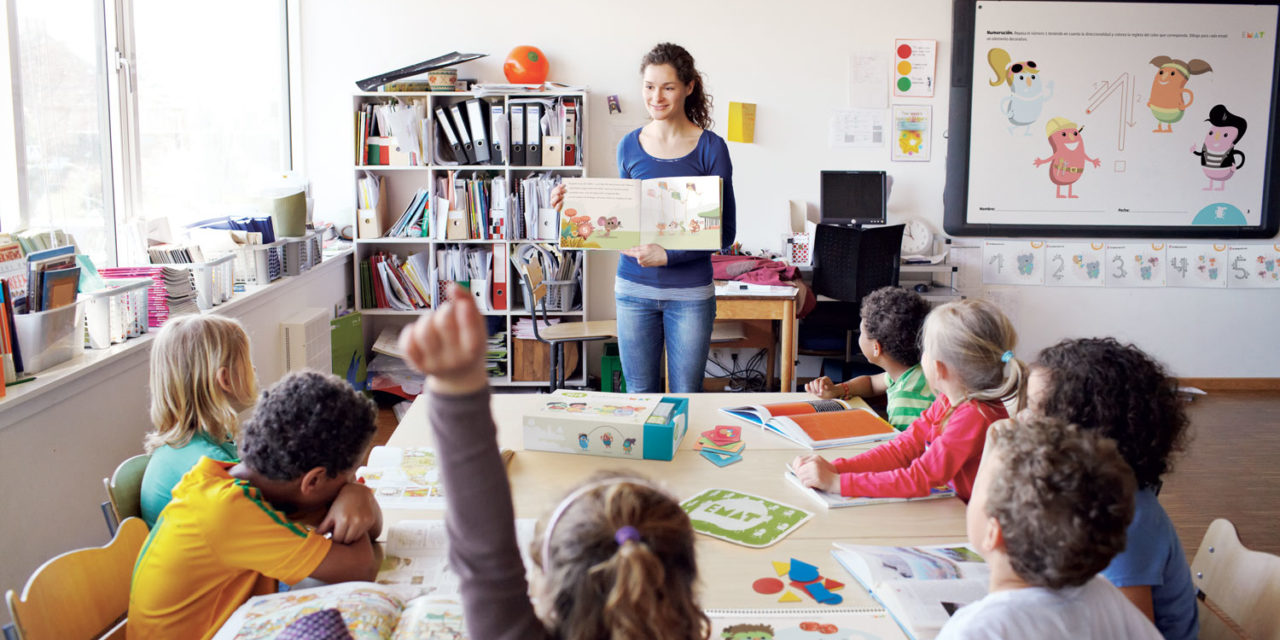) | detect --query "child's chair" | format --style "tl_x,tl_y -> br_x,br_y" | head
5,517 -> 148,640
512,249 -> 615,391
101,453 -> 150,536
1190,518 -> 1280,640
